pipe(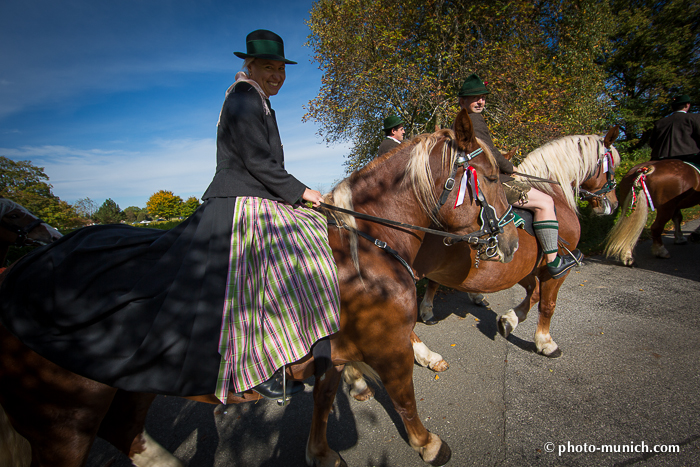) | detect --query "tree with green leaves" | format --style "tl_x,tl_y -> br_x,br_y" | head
123,206 -> 149,223
306,0 -> 610,170
0,156 -> 82,228
147,190 -> 183,220
93,199 -> 125,225
73,197 -> 98,219
180,197 -> 200,219
600,0 -> 700,148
